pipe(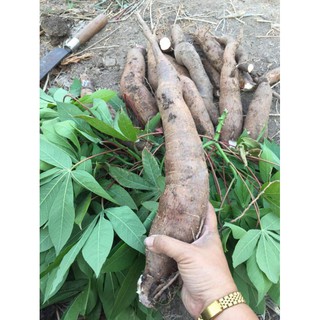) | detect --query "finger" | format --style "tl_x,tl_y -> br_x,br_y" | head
144,234 -> 190,263
202,202 -> 218,234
